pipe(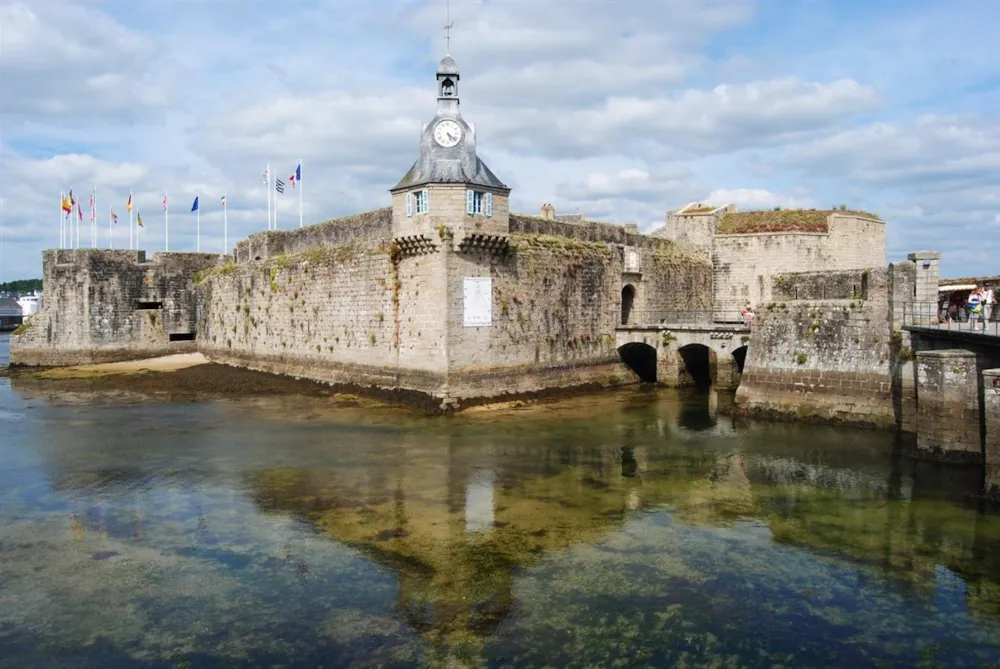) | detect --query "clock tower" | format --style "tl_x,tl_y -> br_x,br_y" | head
390,54 -> 511,248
